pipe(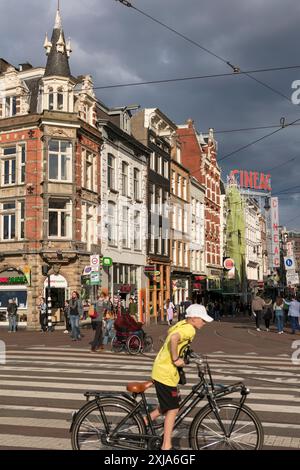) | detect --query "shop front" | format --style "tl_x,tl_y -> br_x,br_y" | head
0,268 -> 29,325
147,263 -> 171,323
191,275 -> 207,303
171,275 -> 191,307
